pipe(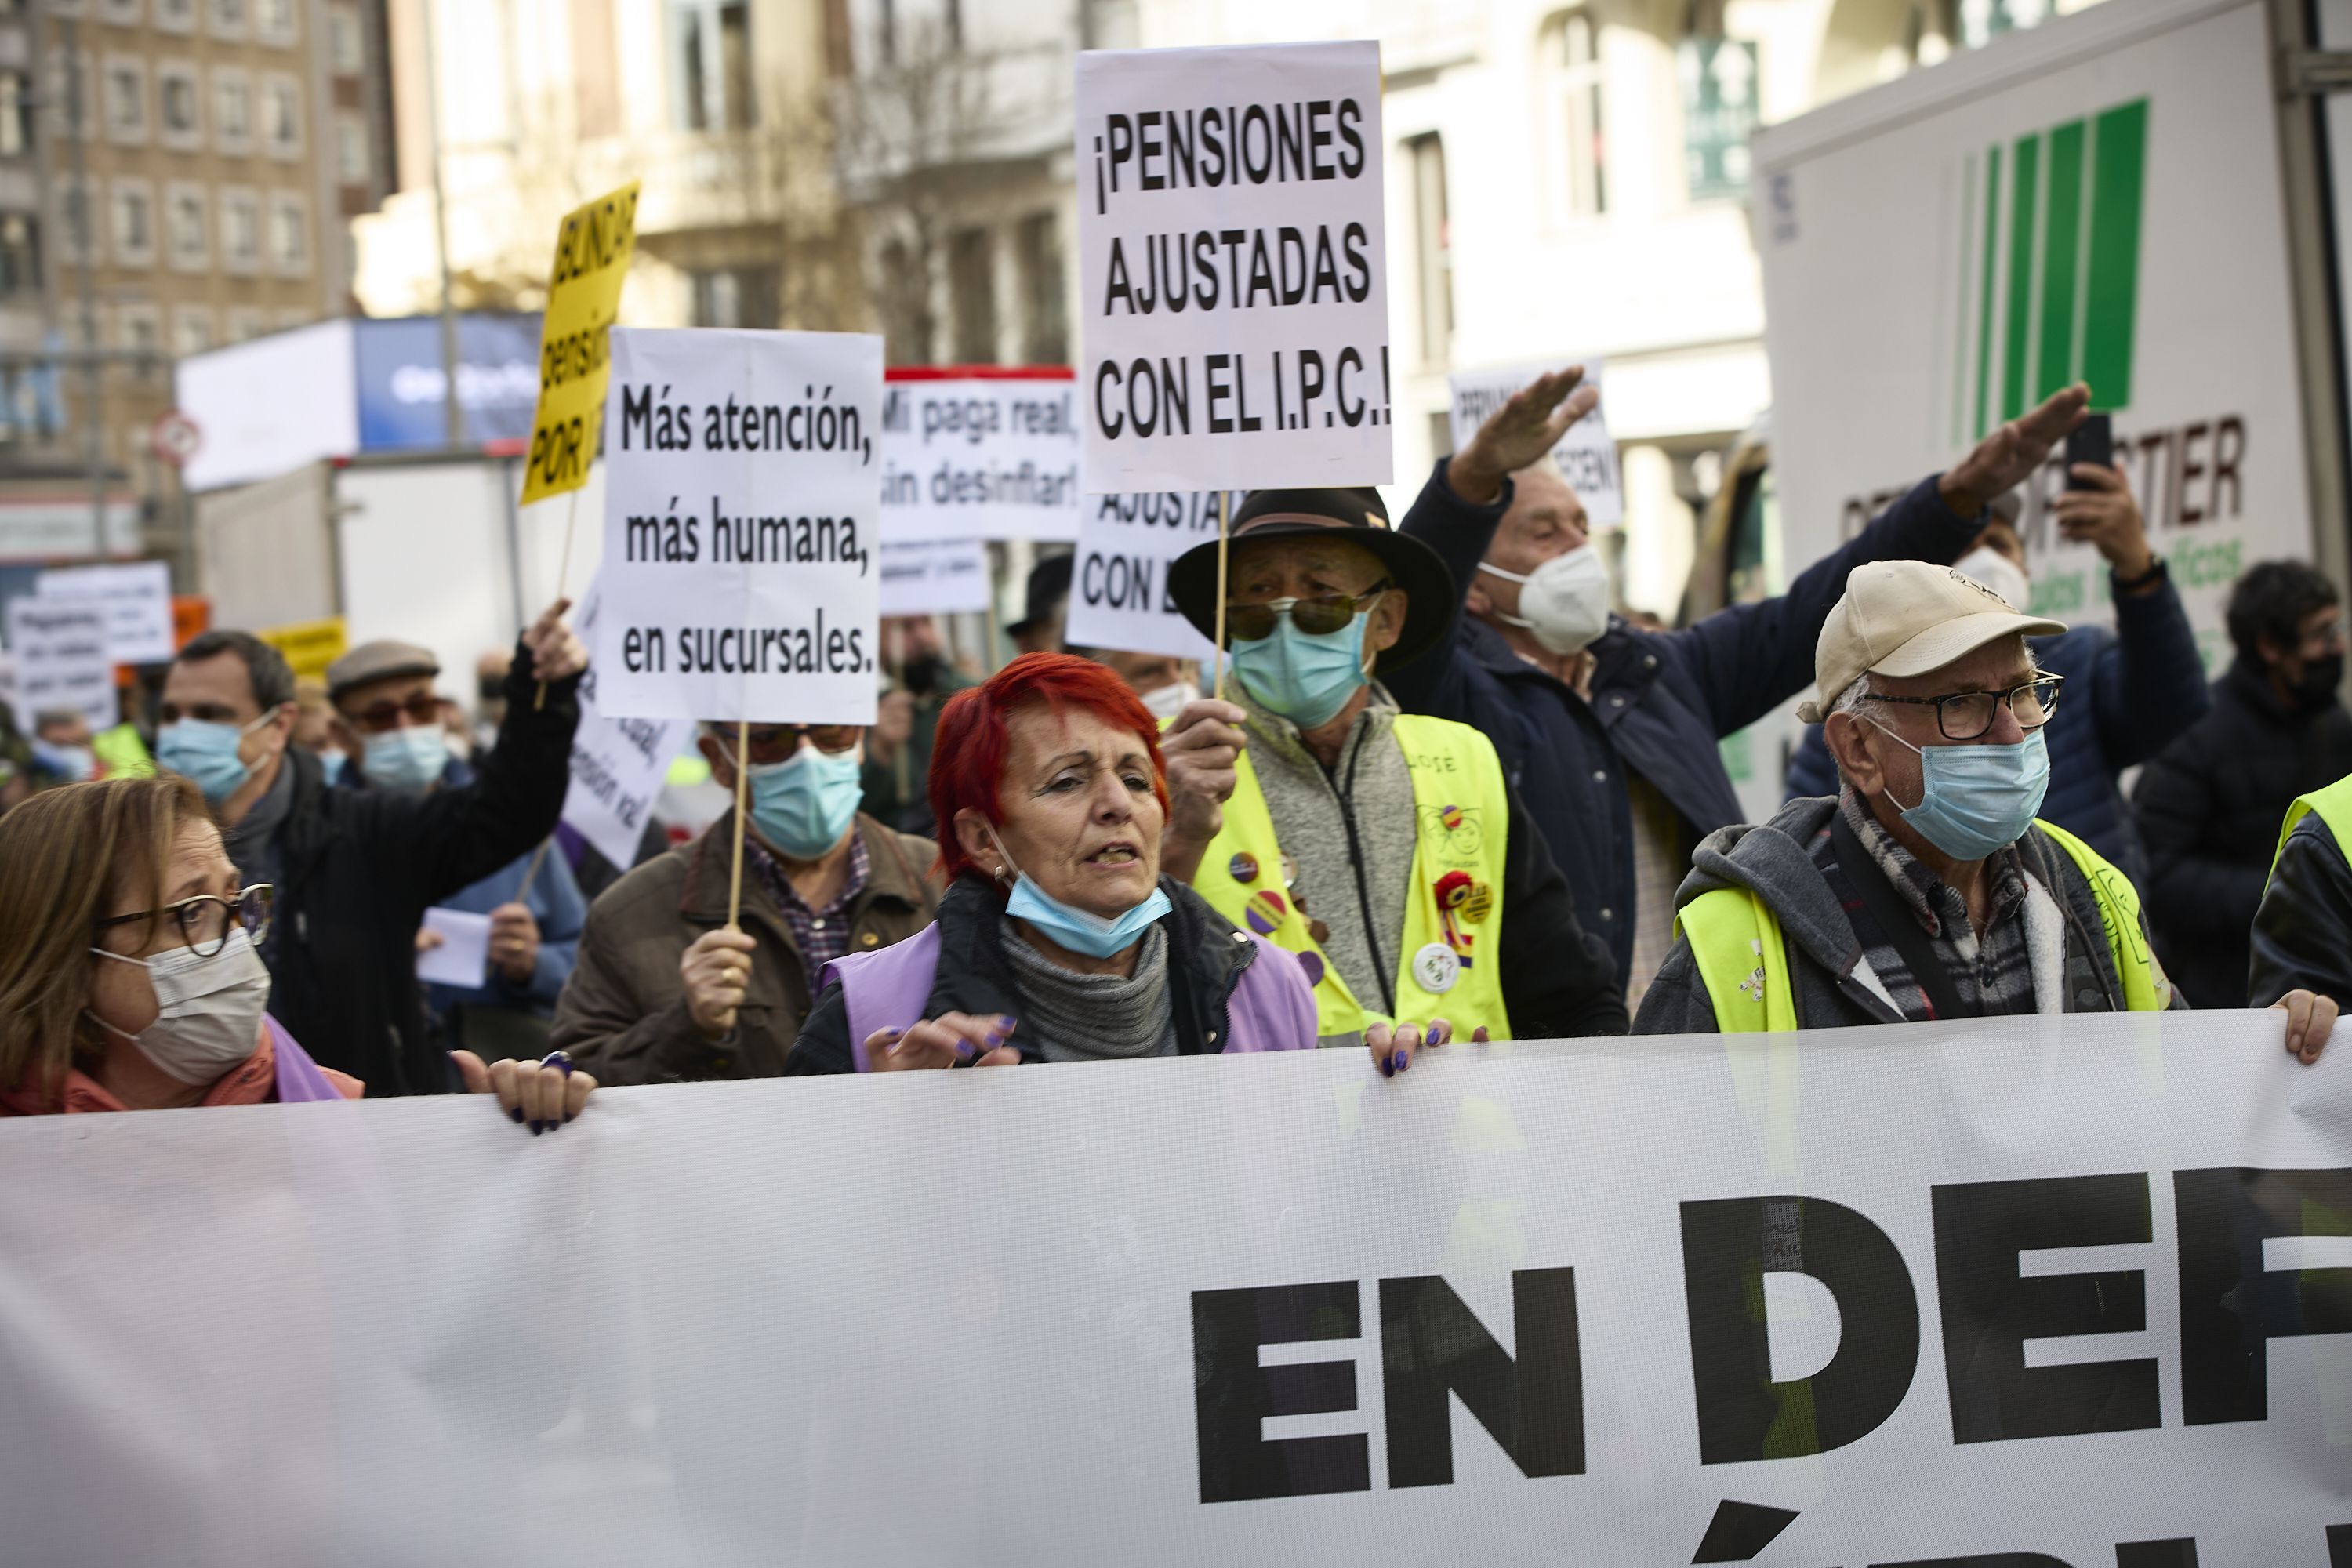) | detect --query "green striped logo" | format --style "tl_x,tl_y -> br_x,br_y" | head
1951,97 -> 2148,445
